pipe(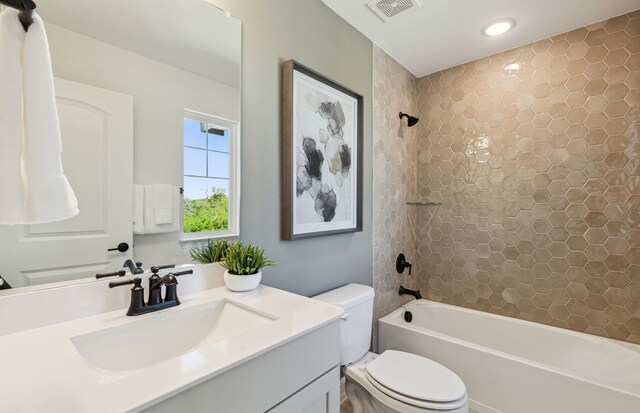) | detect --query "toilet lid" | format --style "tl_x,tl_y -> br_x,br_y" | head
365,371 -> 467,410
365,350 -> 466,403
